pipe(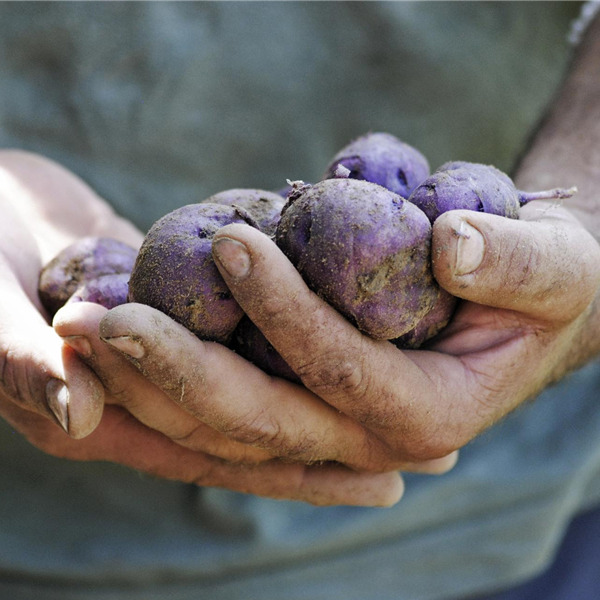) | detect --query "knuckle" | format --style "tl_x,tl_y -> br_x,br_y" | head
168,423 -> 204,446
190,457 -> 247,490
221,411 -> 286,452
0,346 -> 41,411
104,382 -> 136,407
296,347 -> 369,403
257,292 -> 289,323
0,347 -> 19,402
